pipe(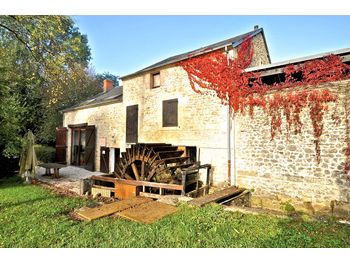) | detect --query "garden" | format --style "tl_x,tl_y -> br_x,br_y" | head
1,177 -> 350,248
